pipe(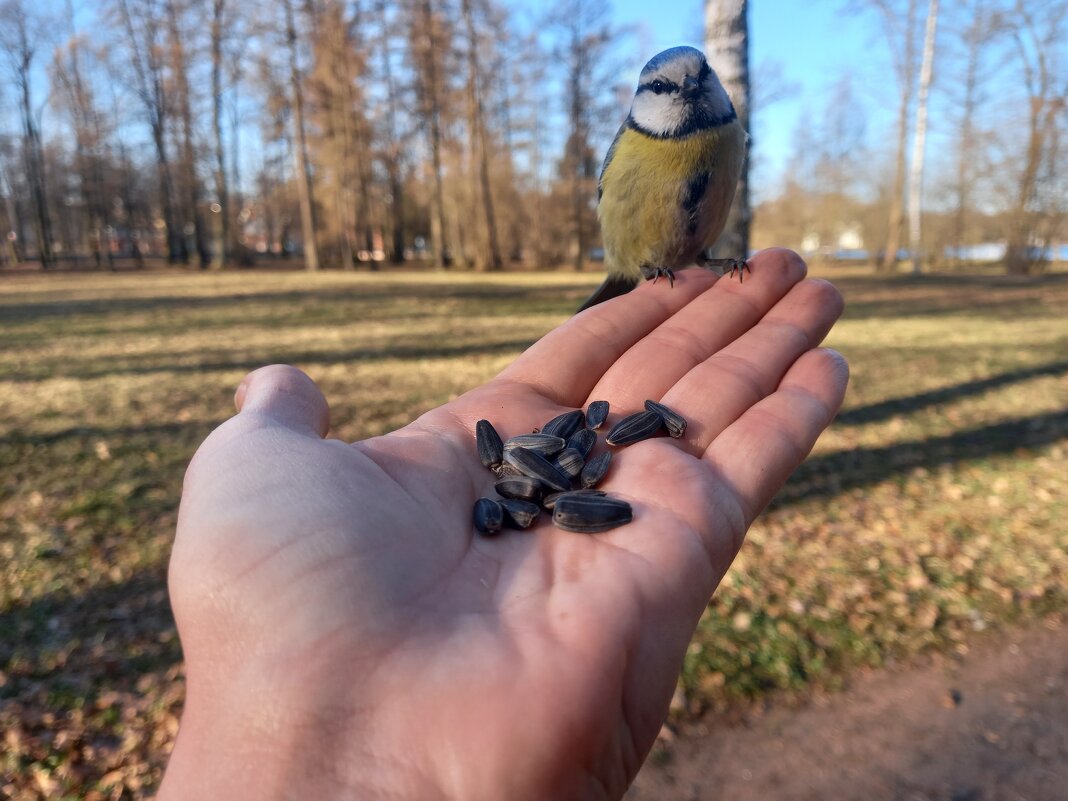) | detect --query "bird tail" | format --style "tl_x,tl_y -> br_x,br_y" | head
576,274 -> 639,313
